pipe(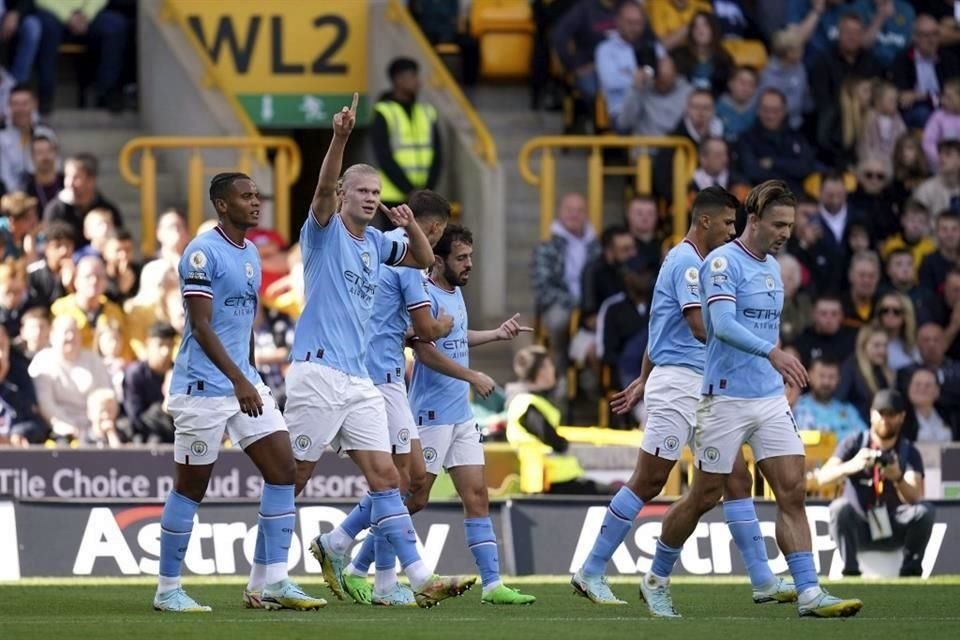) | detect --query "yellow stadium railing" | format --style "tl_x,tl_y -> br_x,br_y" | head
119,137 -> 302,255
517,136 -> 698,246
386,0 -> 498,165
